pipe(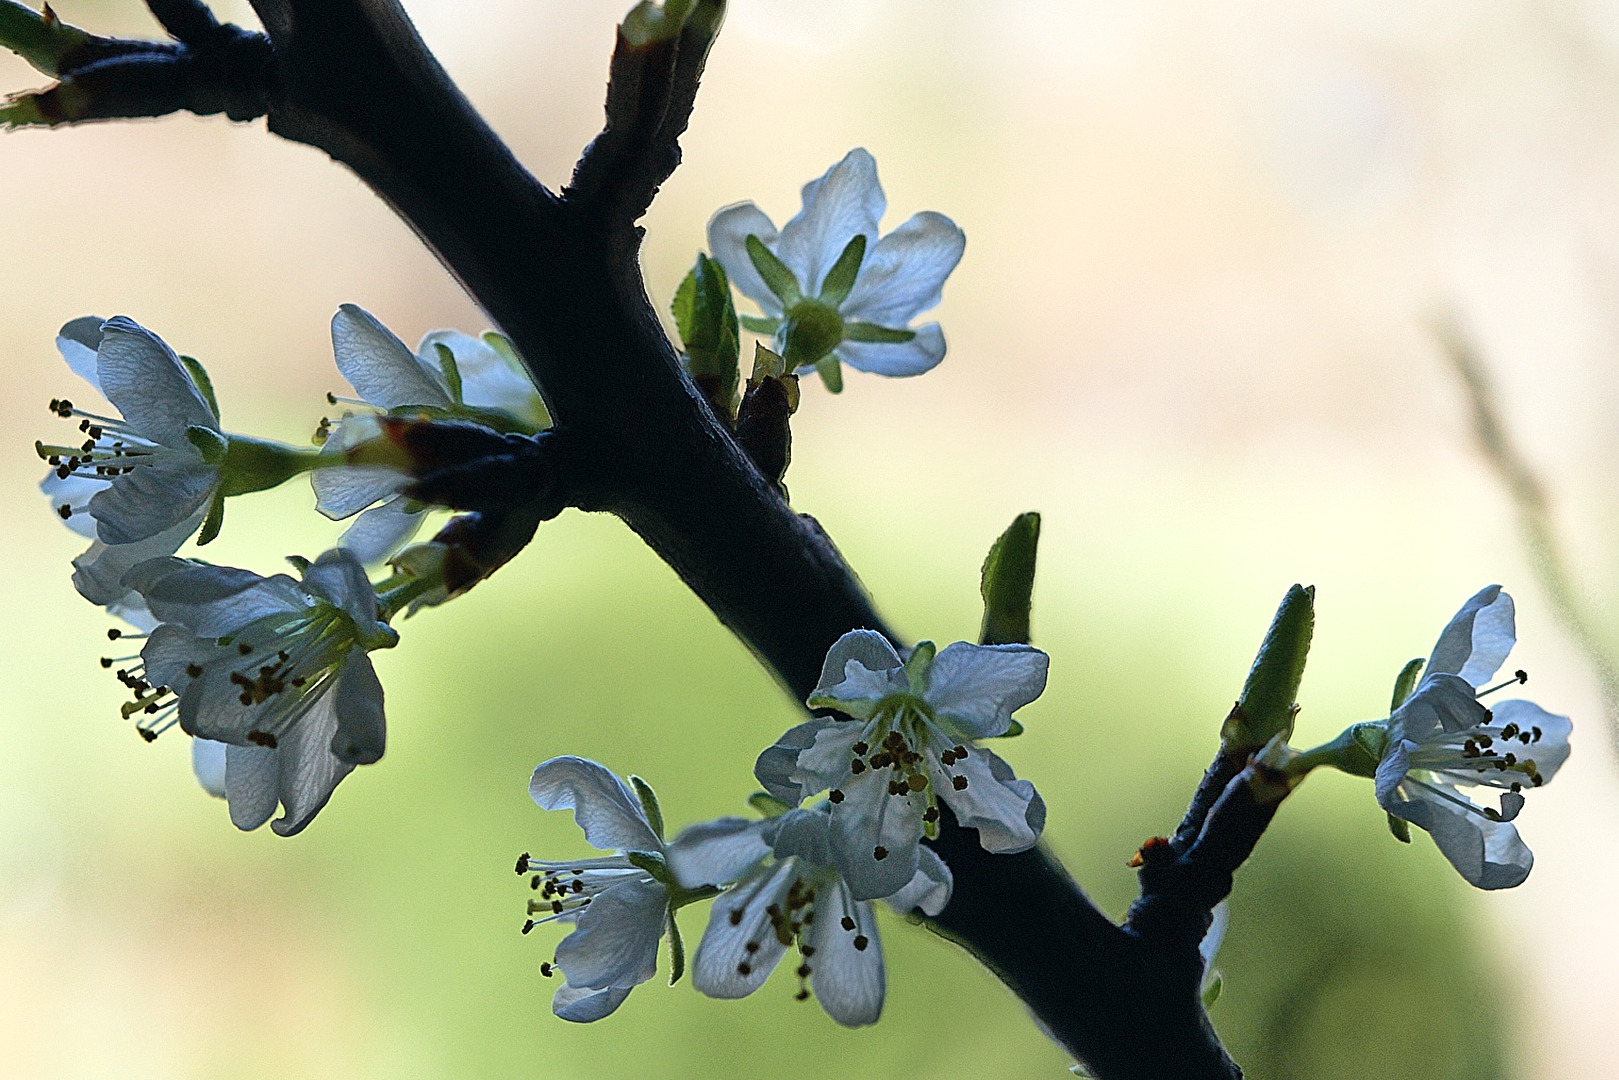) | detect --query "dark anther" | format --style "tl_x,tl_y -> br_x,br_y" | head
794,989 -> 810,1001
137,727 -> 158,743
521,920 -> 535,935
56,504 -> 72,519
1515,669 -> 1528,683
853,935 -> 869,951
237,642 -> 253,655
841,916 -> 856,931
952,775 -> 968,790
828,788 -> 844,803
99,658 -> 113,668
246,730 -> 278,748
873,846 -> 889,861
737,962 -> 752,976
